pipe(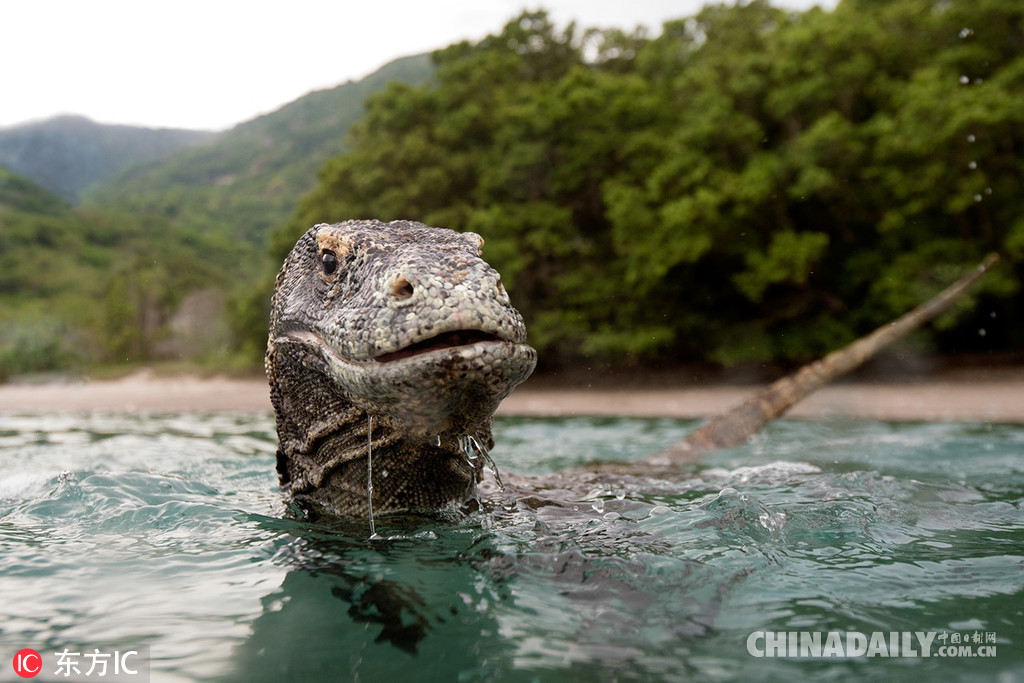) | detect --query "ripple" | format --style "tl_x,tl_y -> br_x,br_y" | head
0,415 -> 1021,680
